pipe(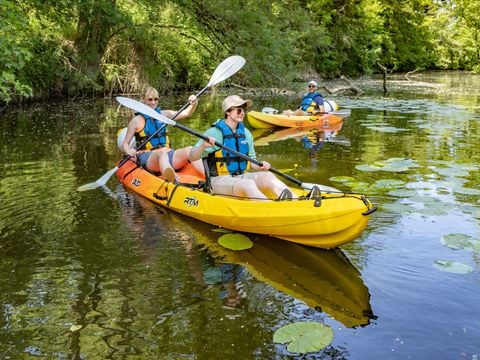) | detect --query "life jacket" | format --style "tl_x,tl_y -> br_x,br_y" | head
206,119 -> 250,177
134,107 -> 170,150
300,92 -> 323,113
